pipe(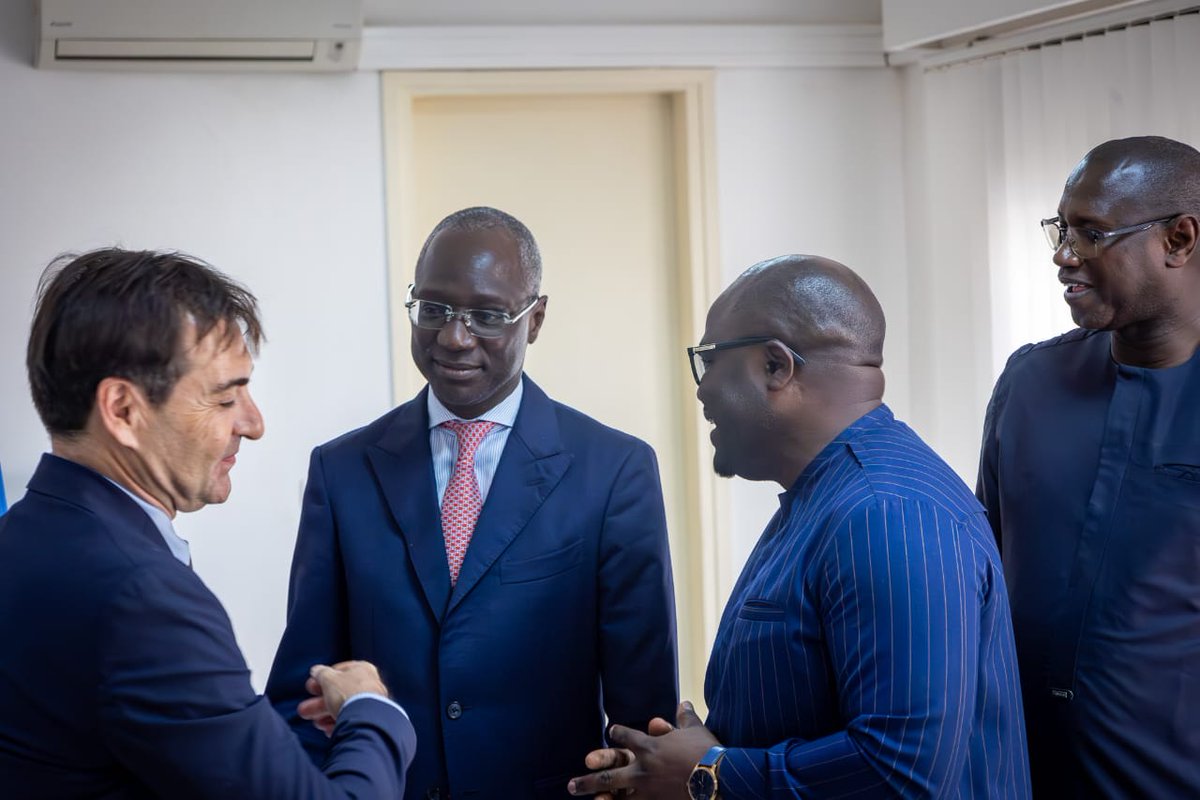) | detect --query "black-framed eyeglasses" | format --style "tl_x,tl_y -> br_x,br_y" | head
686,336 -> 806,385
404,284 -> 542,338
1039,214 -> 1178,259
